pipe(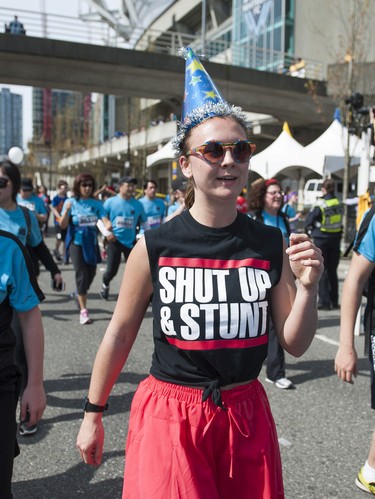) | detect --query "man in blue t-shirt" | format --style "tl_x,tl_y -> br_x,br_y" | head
51,180 -> 69,263
100,176 -> 148,300
139,179 -> 166,234
17,178 -> 47,229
